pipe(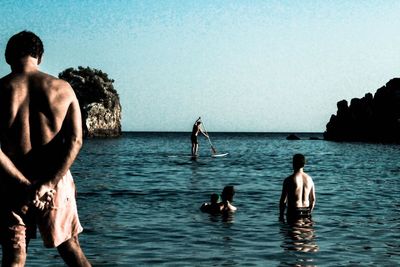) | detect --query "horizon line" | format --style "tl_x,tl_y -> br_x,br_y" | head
121,131 -> 324,134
